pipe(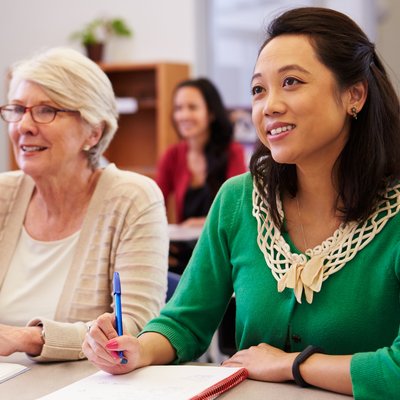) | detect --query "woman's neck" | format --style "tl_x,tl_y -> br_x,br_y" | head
24,167 -> 102,240
295,161 -> 340,215
186,132 -> 209,152
32,167 -> 101,216
283,164 -> 343,252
